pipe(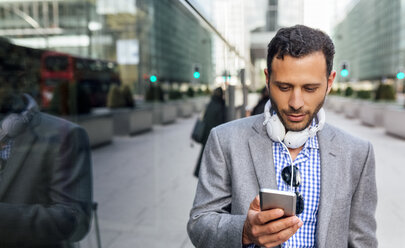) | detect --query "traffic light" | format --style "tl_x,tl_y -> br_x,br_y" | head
397,71 -> 405,79
340,62 -> 349,78
222,70 -> 230,83
193,66 -> 200,79
150,74 -> 157,83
